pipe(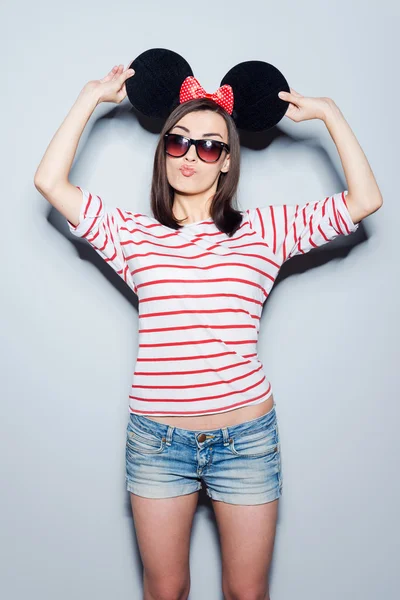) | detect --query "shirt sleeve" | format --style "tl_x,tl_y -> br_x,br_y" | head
248,190 -> 360,264
66,186 -> 136,292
